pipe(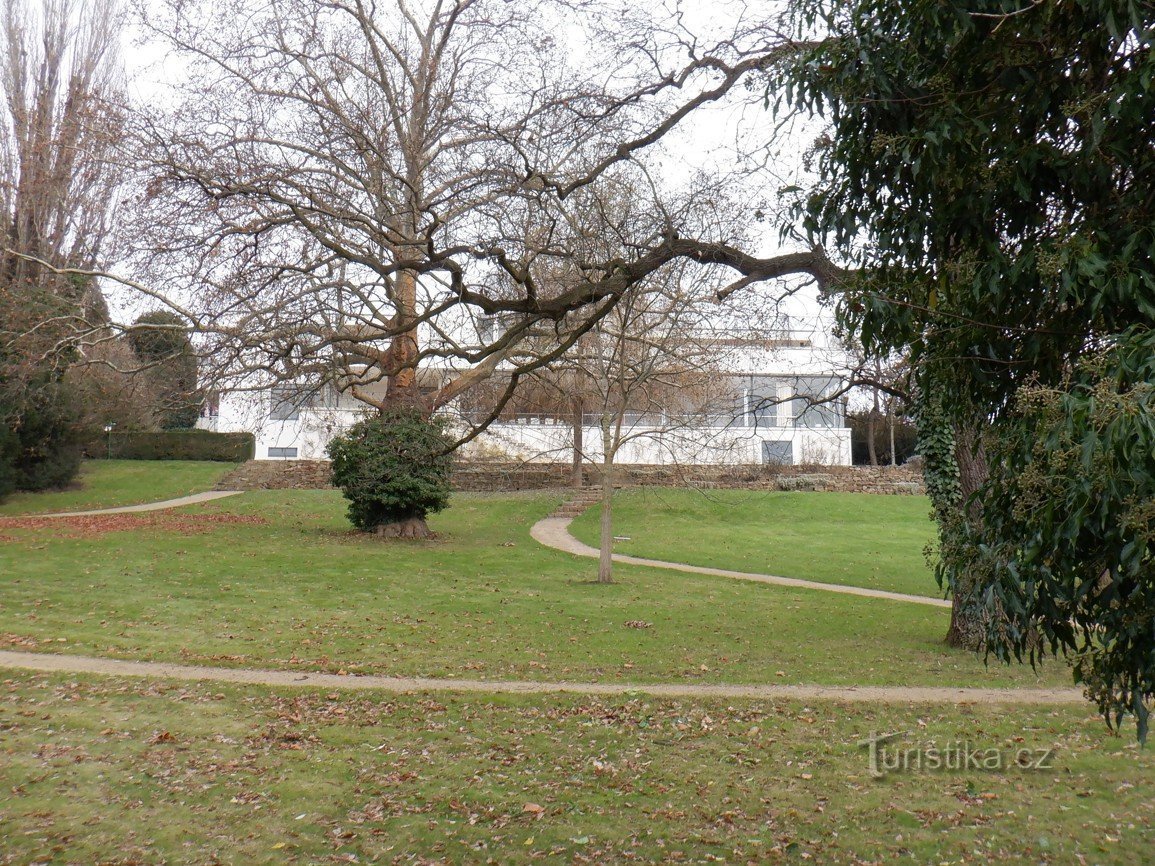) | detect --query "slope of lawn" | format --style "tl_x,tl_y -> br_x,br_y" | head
0,671 -> 1150,864
570,487 -> 940,597
0,459 -> 234,516
0,488 -> 1070,689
